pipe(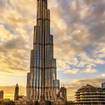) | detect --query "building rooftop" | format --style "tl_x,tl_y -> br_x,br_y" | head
76,84 -> 105,93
